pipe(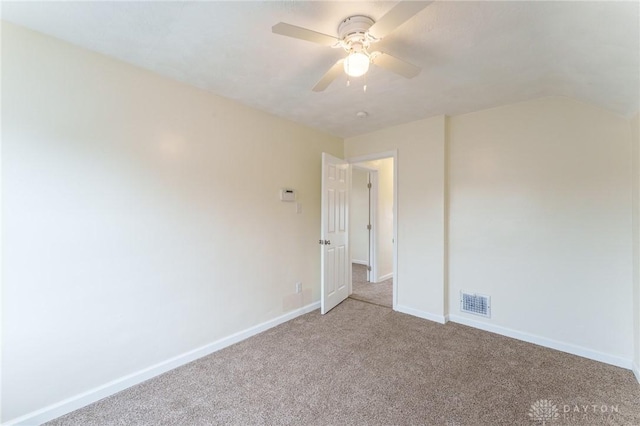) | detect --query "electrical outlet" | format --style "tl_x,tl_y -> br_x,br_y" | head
295,282 -> 302,293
